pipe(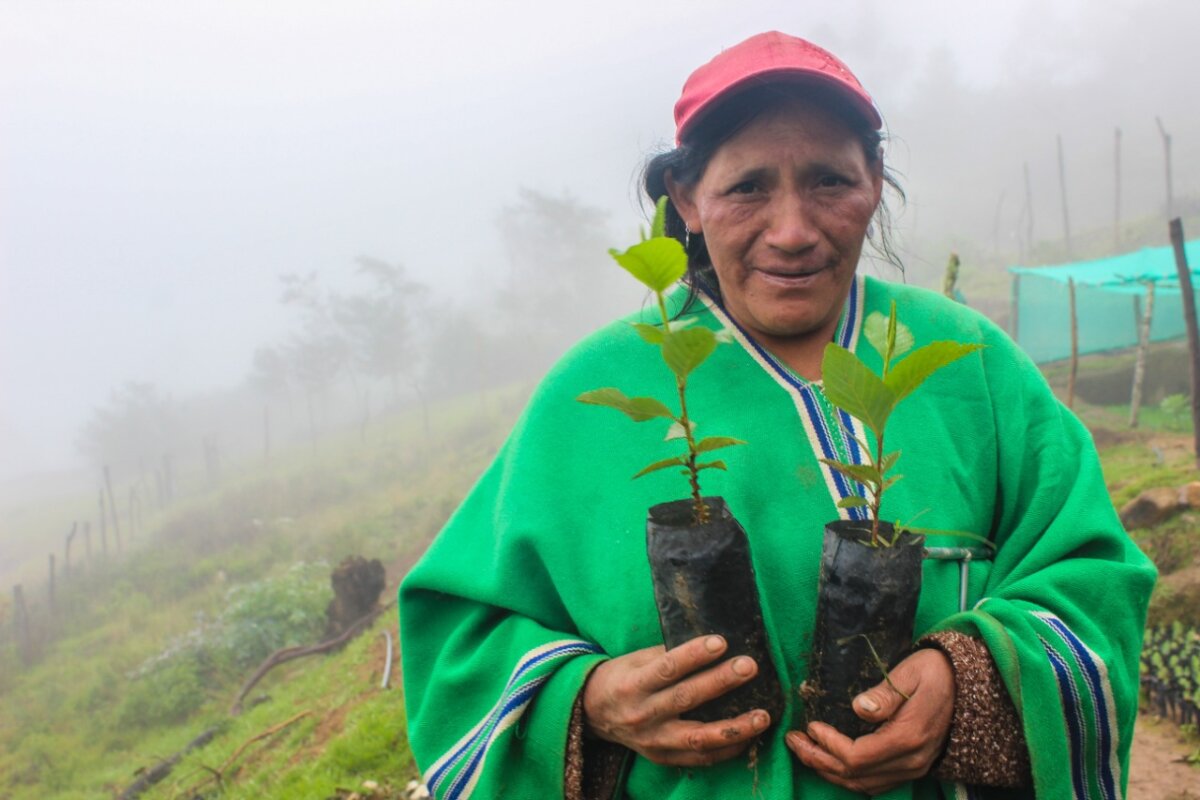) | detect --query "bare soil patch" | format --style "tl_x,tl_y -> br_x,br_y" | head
1128,715 -> 1198,799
